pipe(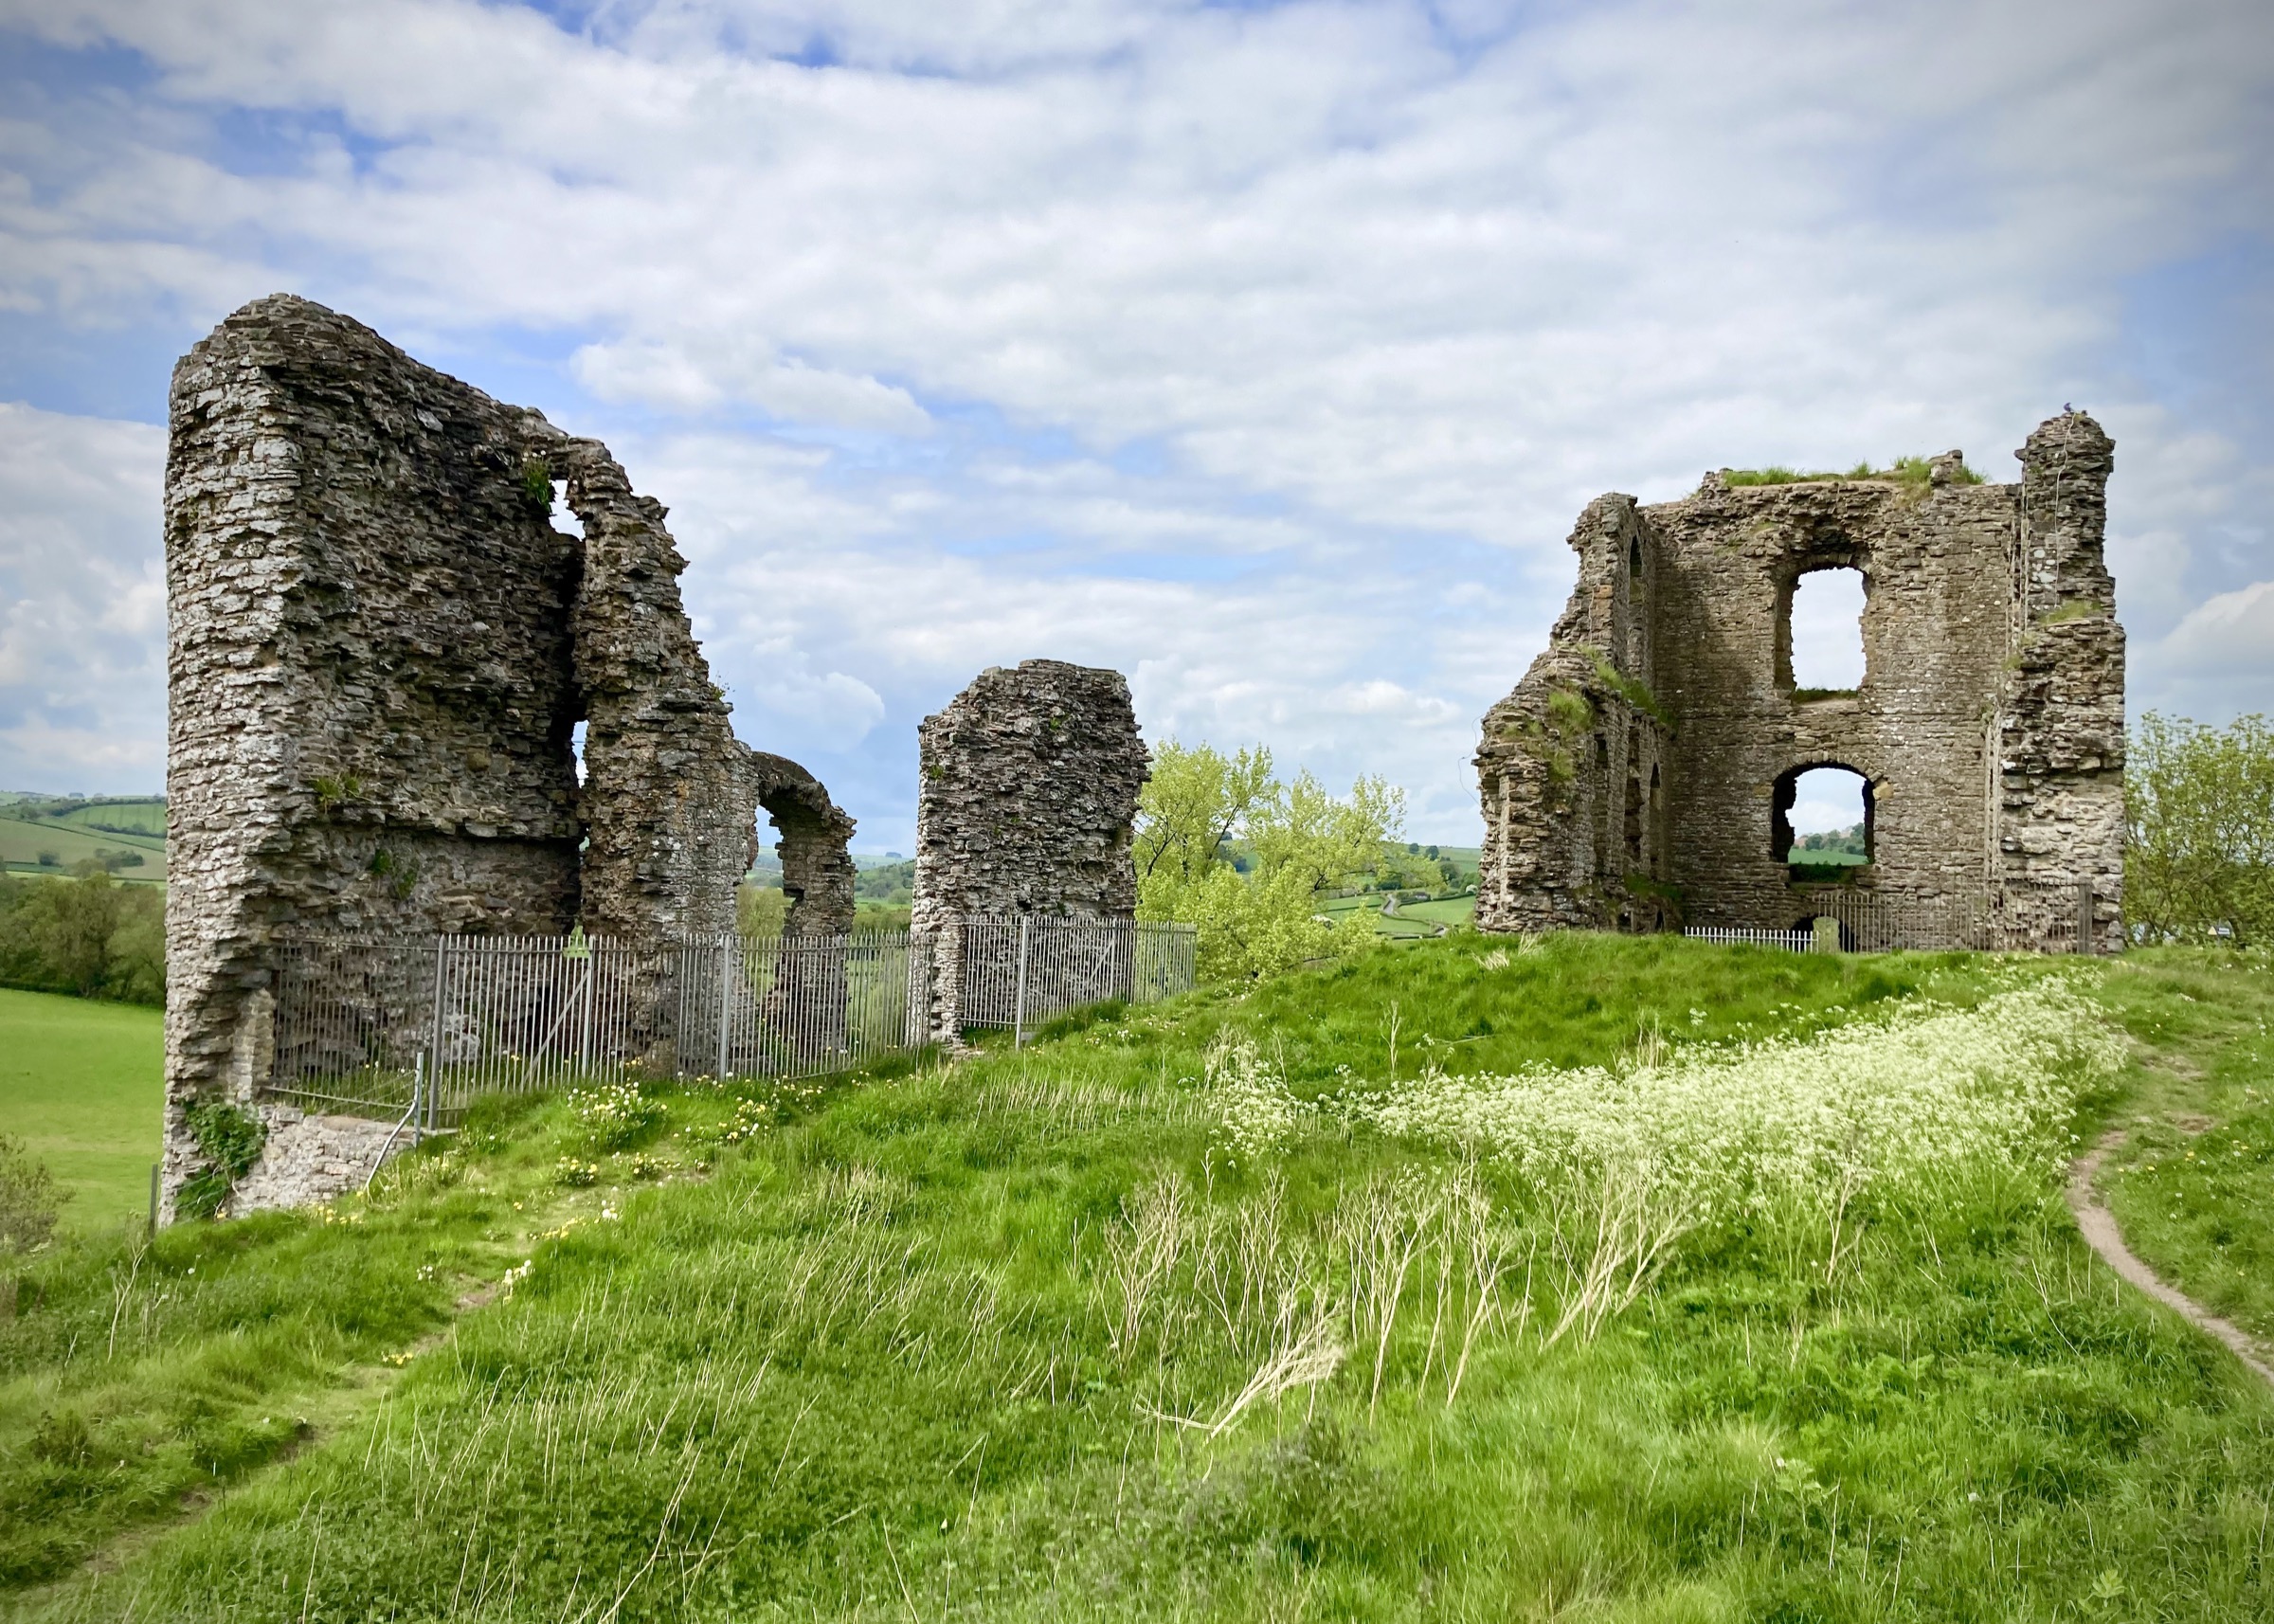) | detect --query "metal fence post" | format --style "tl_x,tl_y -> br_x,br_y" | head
579,955 -> 596,1074
1012,916 -> 1032,1049
426,936 -> 449,1128
715,936 -> 733,1079
2076,877 -> 2095,955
